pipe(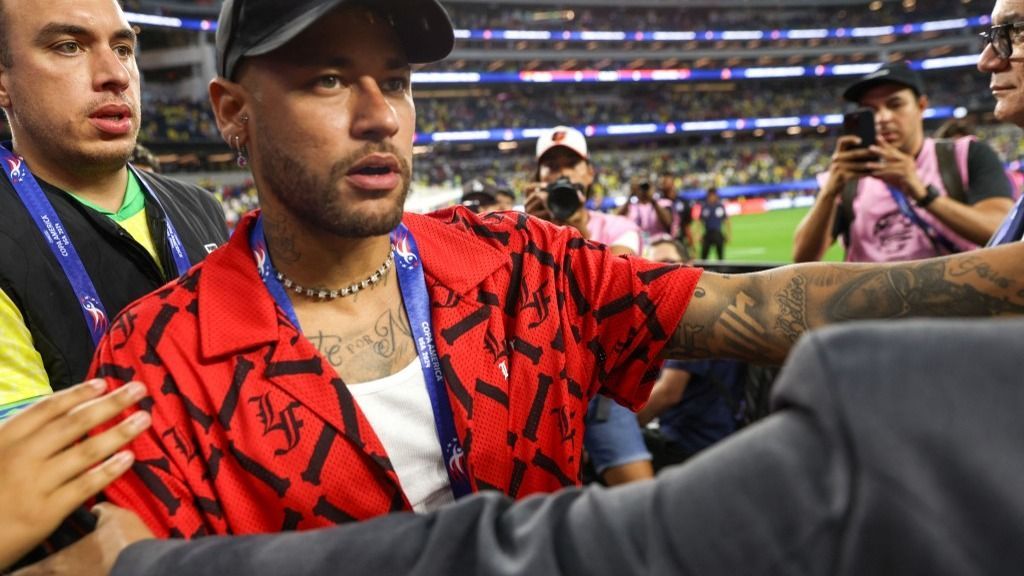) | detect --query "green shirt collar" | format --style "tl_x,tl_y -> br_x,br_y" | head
68,170 -> 145,223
